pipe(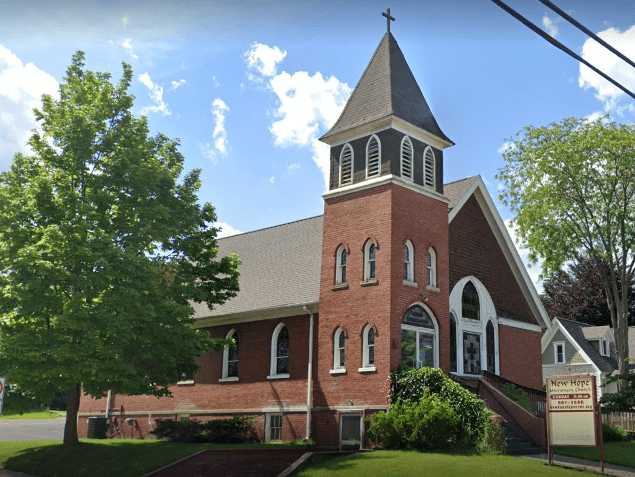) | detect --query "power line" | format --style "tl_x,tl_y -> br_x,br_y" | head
538,0 -> 635,70
490,0 -> 635,100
